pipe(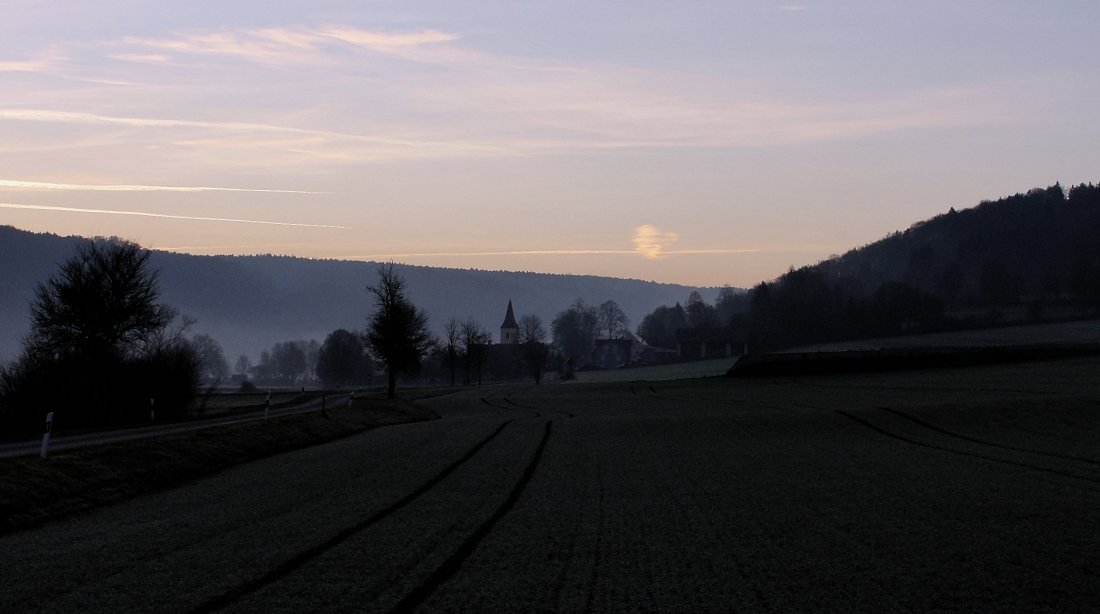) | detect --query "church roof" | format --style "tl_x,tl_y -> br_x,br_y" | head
501,300 -> 519,329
